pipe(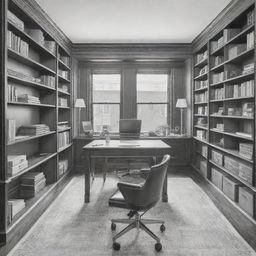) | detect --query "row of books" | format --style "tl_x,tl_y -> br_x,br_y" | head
197,106 -> 208,115
211,88 -> 224,100
58,159 -> 69,176
58,131 -> 70,149
225,80 -> 254,98
210,36 -> 224,53
8,84 -> 18,102
227,44 -> 246,60
18,94 -> 40,104
58,97 -> 68,107
8,199 -> 25,223
8,69 -> 55,89
195,80 -> 208,90
197,65 -> 208,76
195,50 -> 208,64
7,30 -> 29,57
211,71 -> 224,84
20,172 -> 46,198
7,155 -> 28,176
247,31 -> 254,50
195,91 -> 208,103
18,124 -> 50,136
58,70 -> 69,80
